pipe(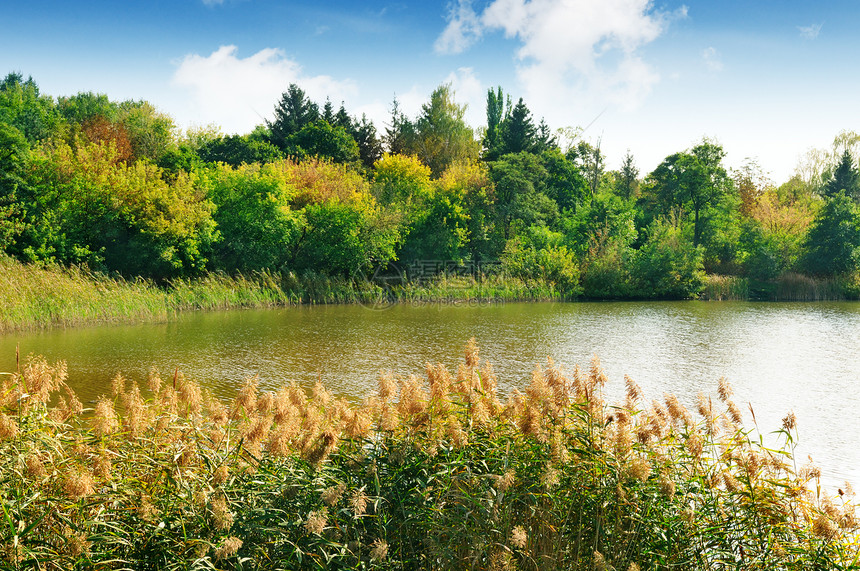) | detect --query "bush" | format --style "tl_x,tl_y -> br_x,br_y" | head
630,218 -> 704,299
